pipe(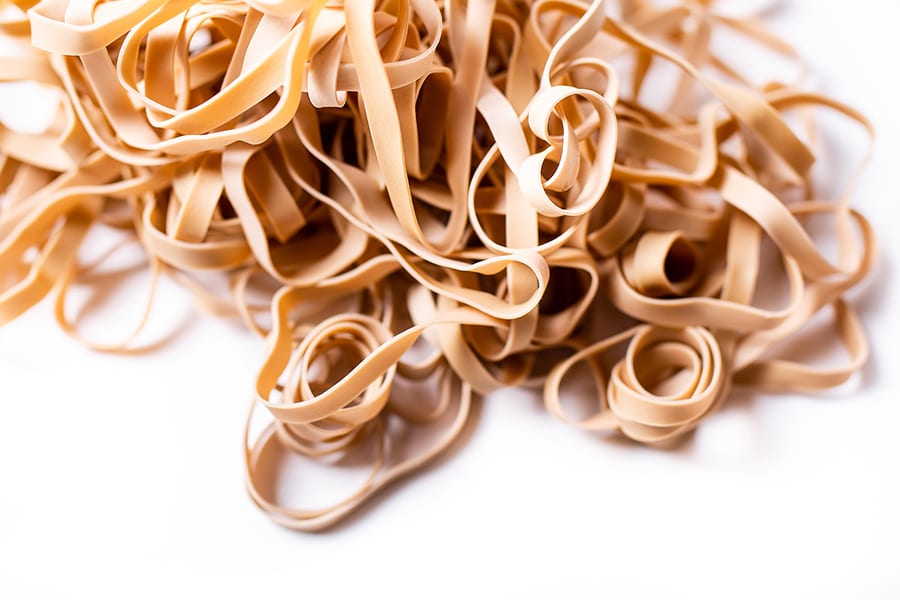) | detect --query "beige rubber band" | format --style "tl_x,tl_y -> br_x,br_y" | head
0,0 -> 877,531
